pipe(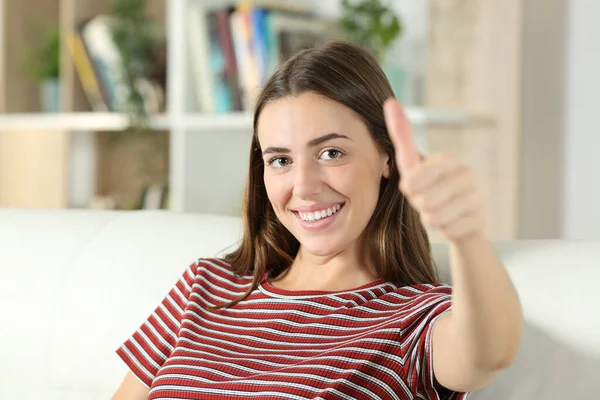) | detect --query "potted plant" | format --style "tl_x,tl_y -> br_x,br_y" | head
25,26 -> 61,112
110,0 -> 165,132
339,0 -> 407,100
